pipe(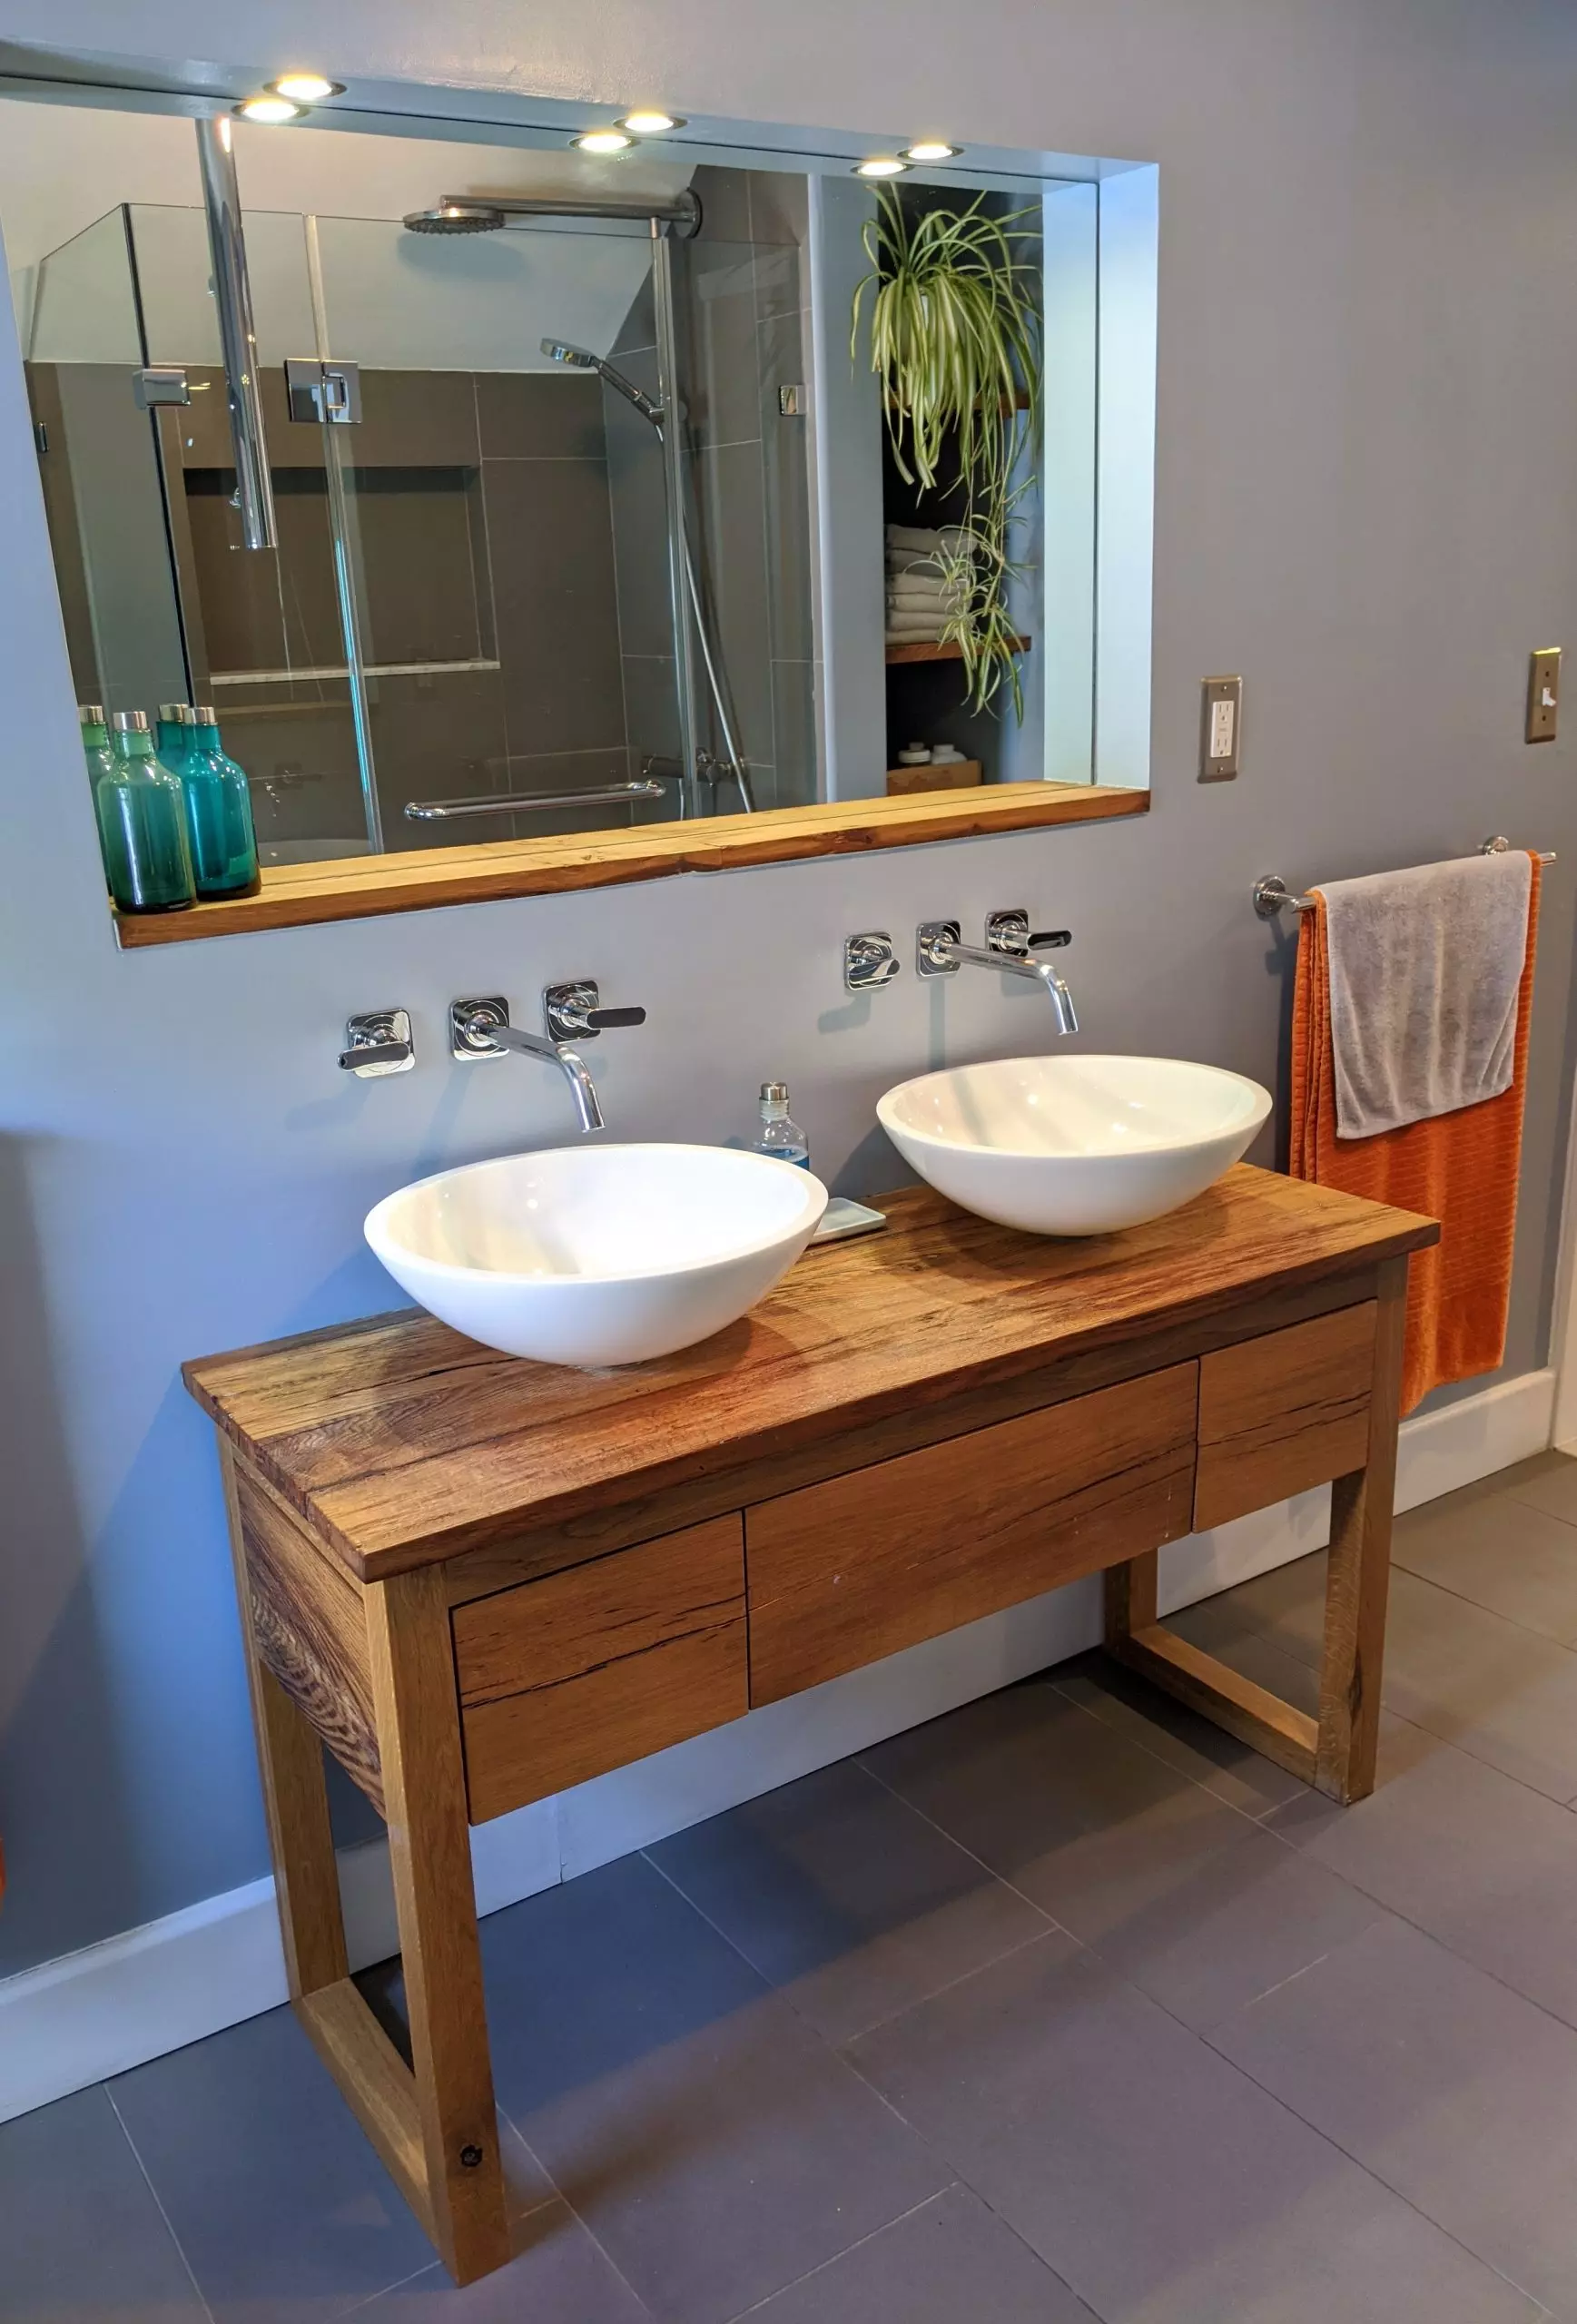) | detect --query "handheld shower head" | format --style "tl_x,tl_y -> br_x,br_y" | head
539,338 -> 598,368
540,336 -> 664,428
403,201 -> 508,234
